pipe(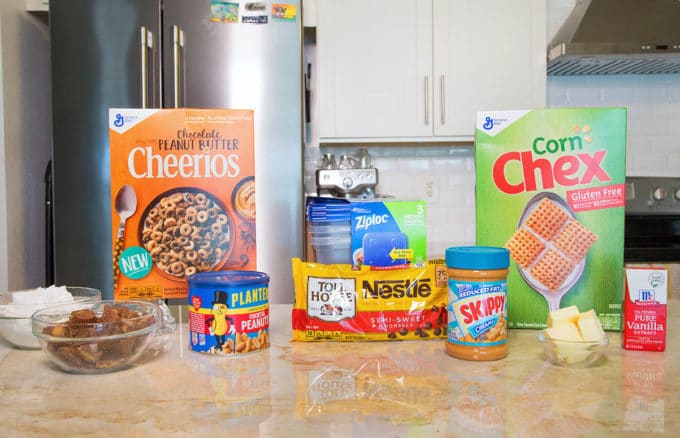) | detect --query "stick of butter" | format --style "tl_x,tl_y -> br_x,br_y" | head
577,309 -> 604,342
545,306 -> 604,342
545,322 -> 581,341
547,305 -> 580,328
